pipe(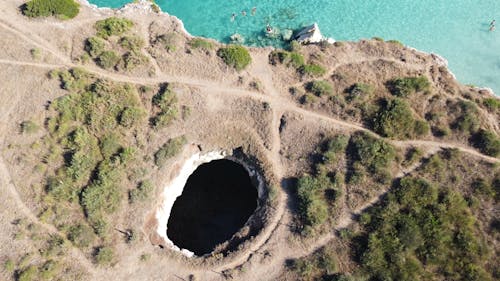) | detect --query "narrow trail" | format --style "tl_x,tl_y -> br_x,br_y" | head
215,51 -> 288,273
0,57 -> 498,166
0,21 -> 71,64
